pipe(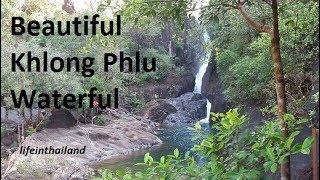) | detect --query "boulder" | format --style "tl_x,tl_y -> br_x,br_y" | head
46,109 -> 77,129
202,58 -> 230,113
142,92 -> 207,126
142,100 -> 177,123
